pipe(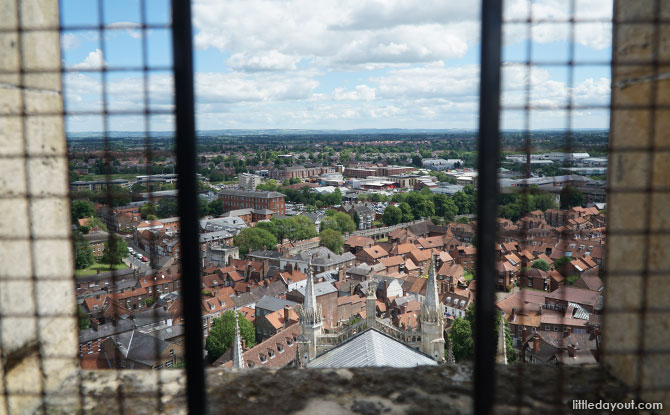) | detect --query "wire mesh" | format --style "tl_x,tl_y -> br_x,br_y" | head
1,0 -> 667,414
